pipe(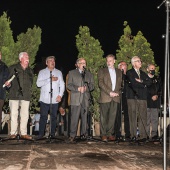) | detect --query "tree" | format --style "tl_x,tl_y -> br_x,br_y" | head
76,26 -> 105,121
0,12 -> 42,113
116,21 -> 159,73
